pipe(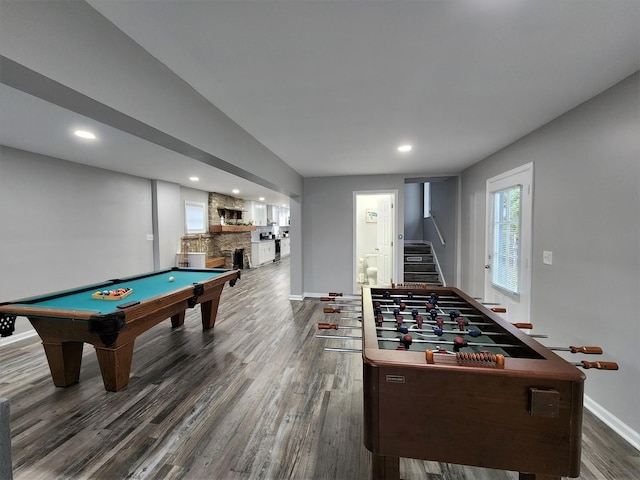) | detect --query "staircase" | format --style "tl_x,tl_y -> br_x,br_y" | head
403,242 -> 443,286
